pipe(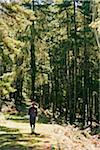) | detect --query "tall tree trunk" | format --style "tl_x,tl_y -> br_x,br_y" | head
82,12 -> 88,126
14,58 -> 24,109
72,0 -> 77,123
65,10 -> 70,123
30,0 -> 36,100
